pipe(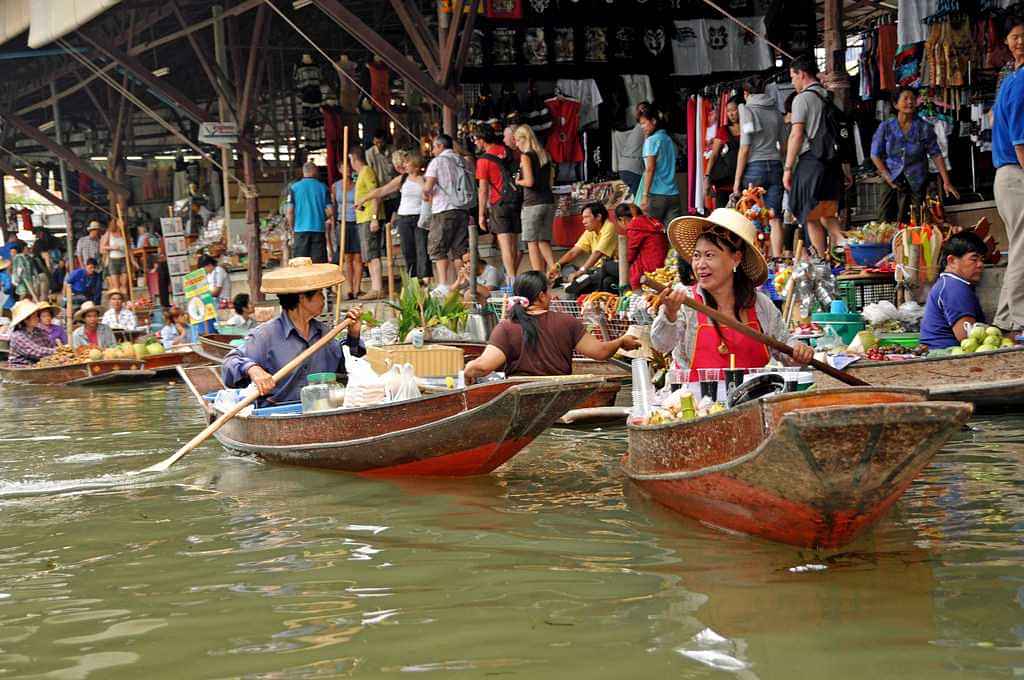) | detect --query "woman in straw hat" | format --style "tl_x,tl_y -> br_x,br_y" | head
36,302 -> 67,345
222,258 -> 364,406
652,208 -> 814,380
71,301 -> 116,350
7,300 -> 56,367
